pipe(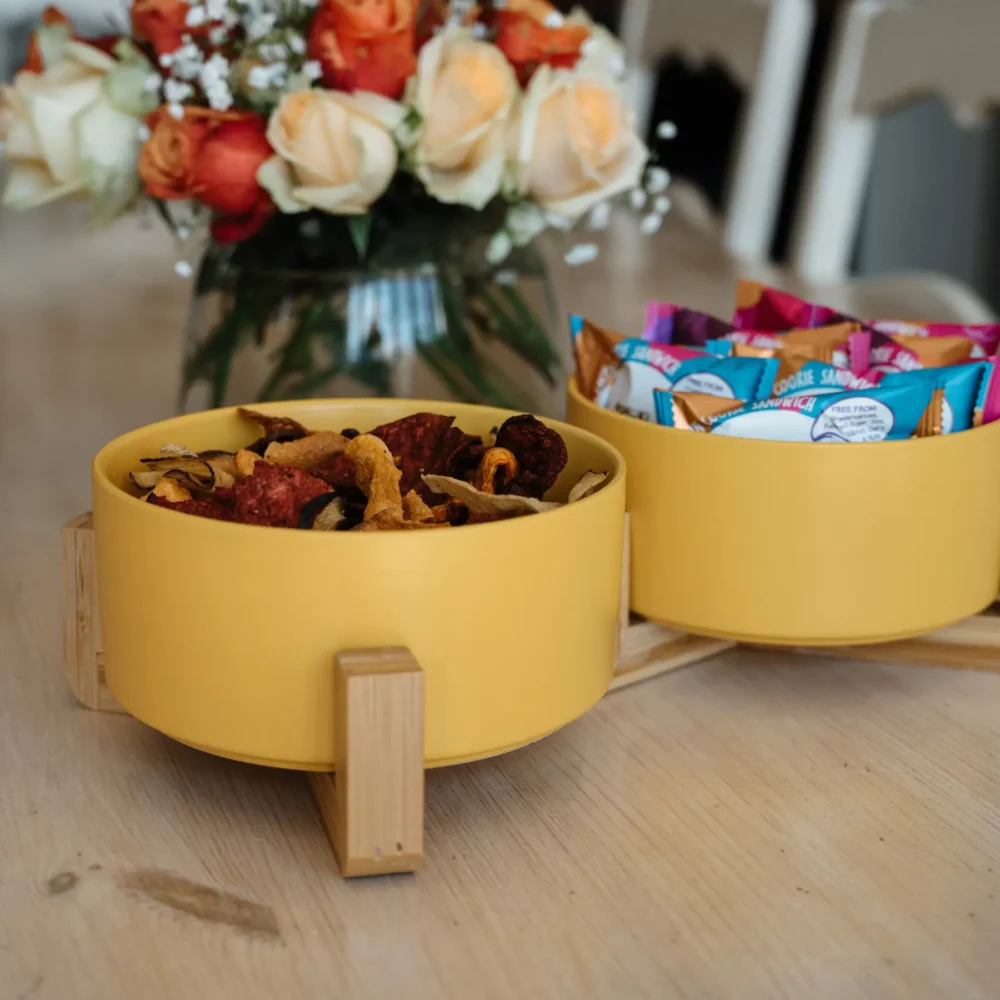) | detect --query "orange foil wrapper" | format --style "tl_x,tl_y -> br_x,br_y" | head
915,388 -> 946,438
890,334 -> 975,369
666,391 -> 746,430
574,319 -> 625,401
